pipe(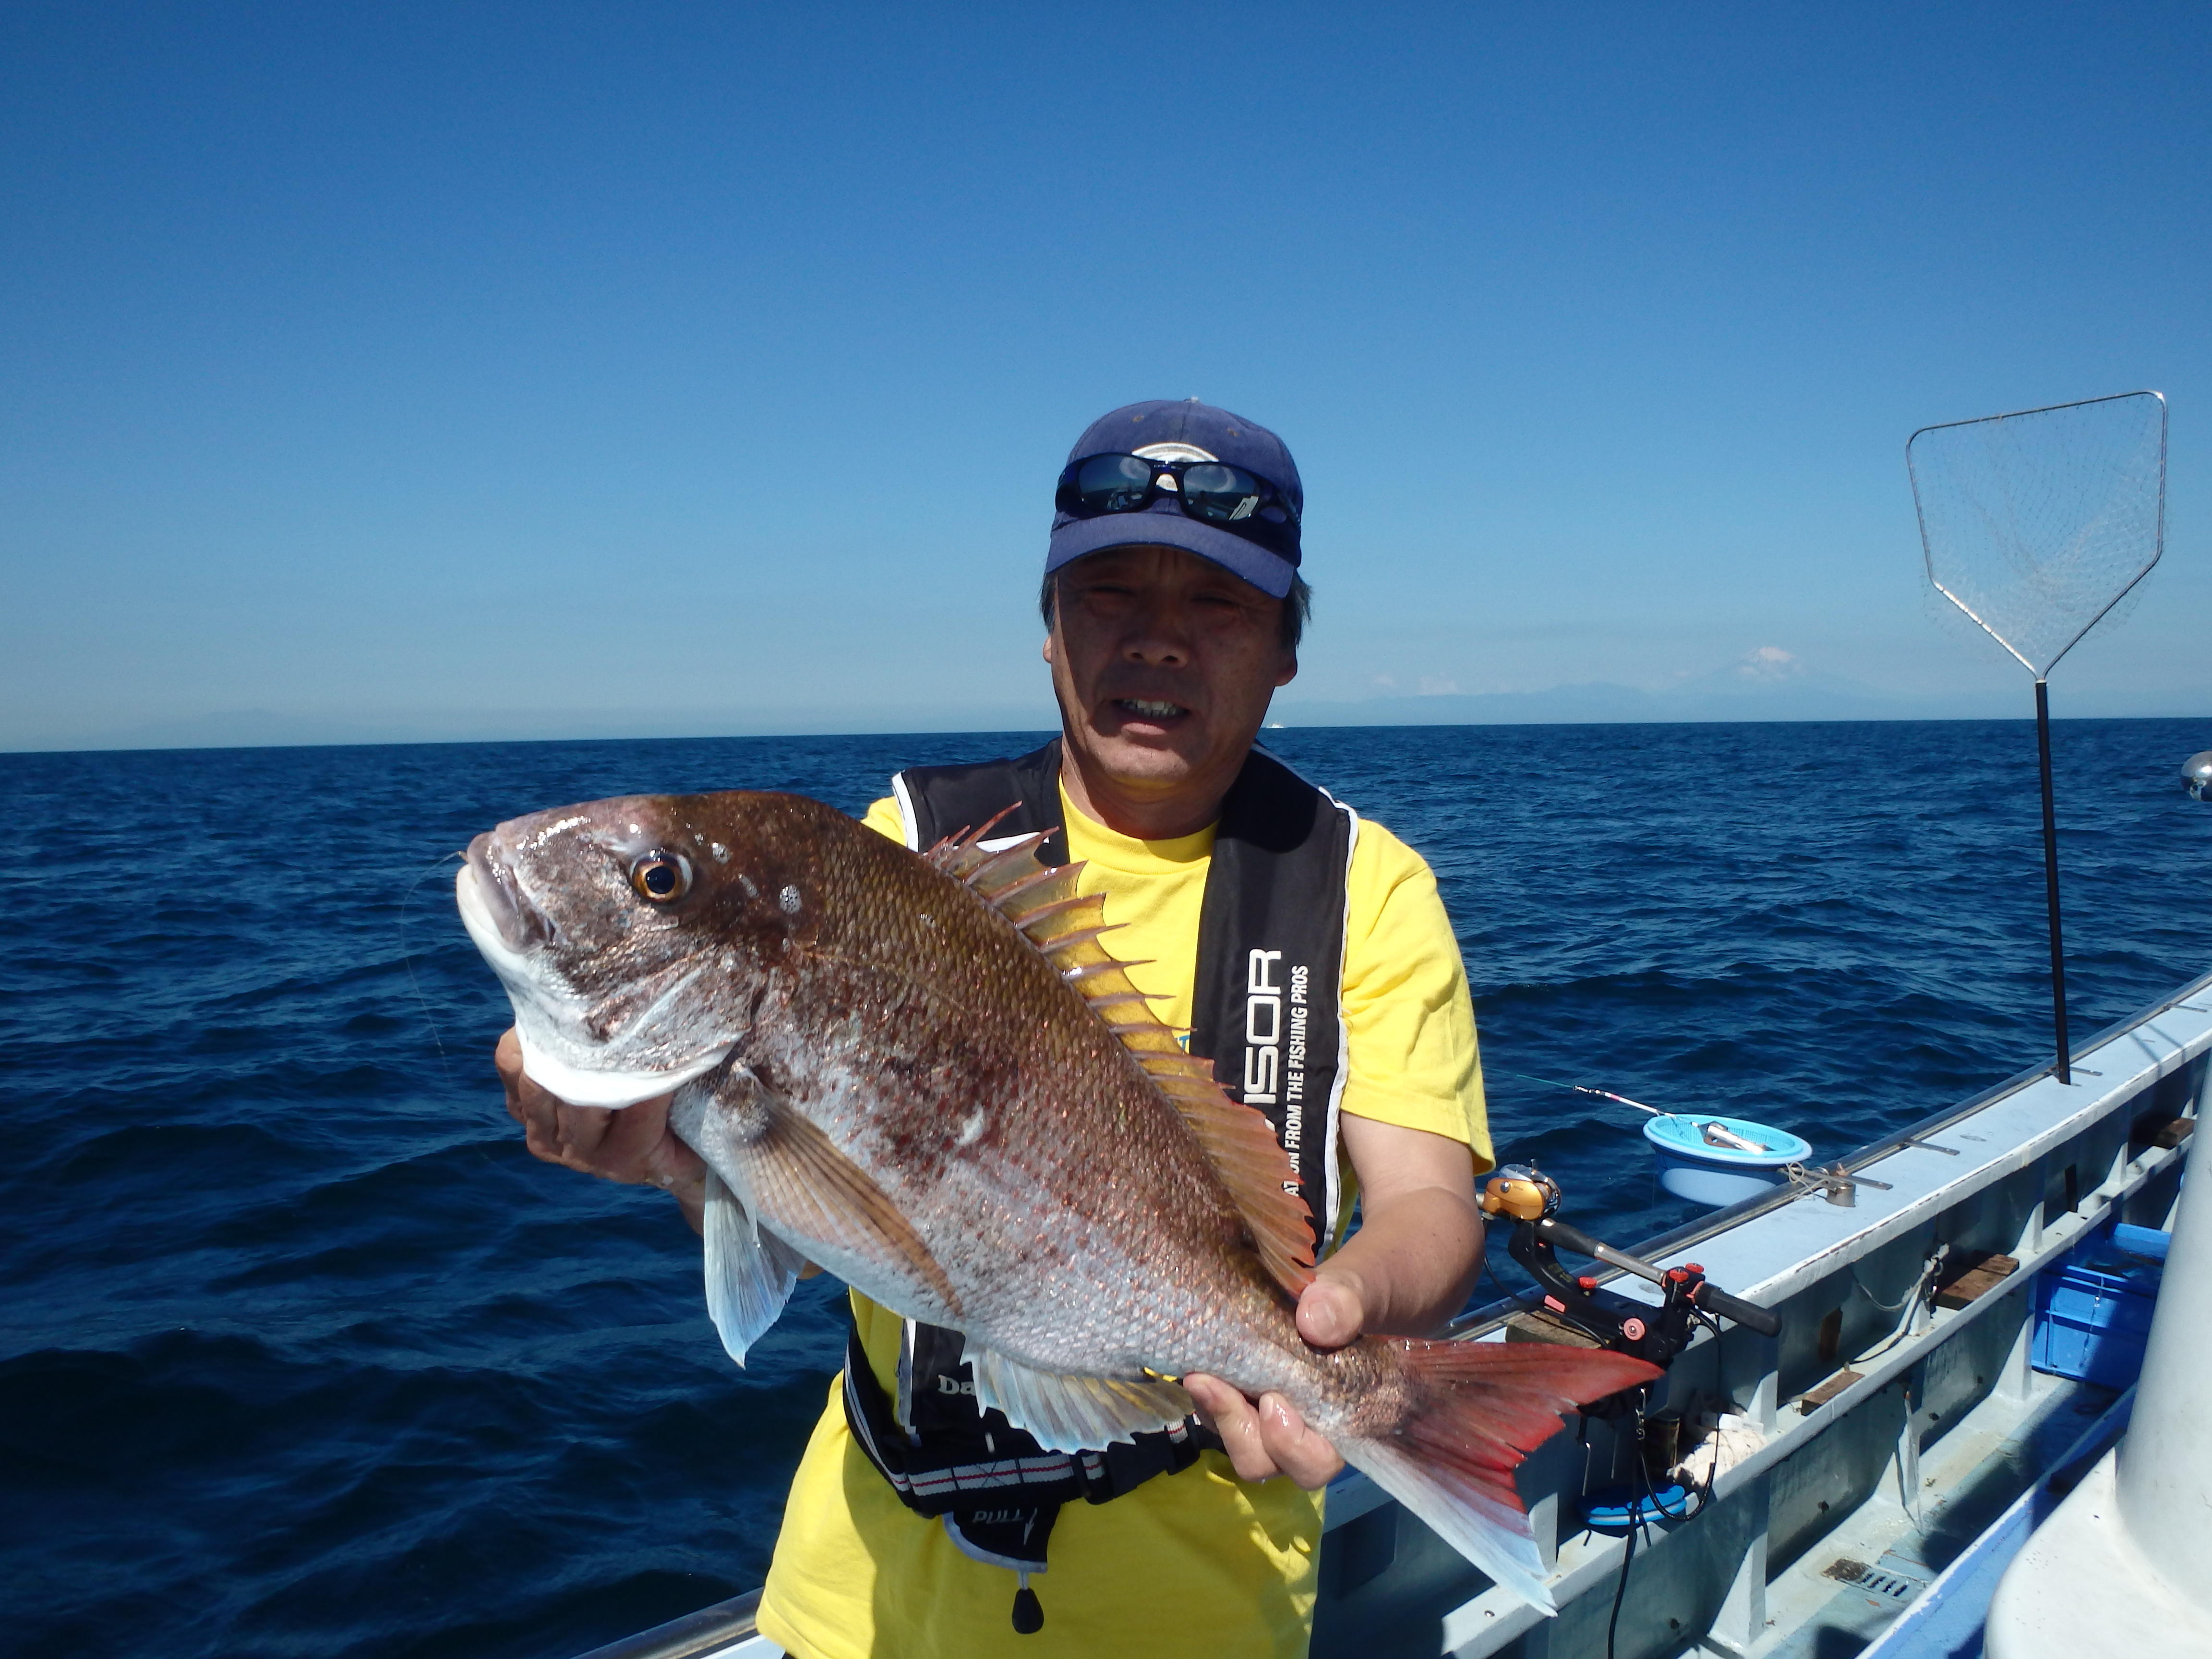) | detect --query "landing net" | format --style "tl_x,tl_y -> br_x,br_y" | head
1907,391 -> 2166,679
1904,389 -> 2166,1087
